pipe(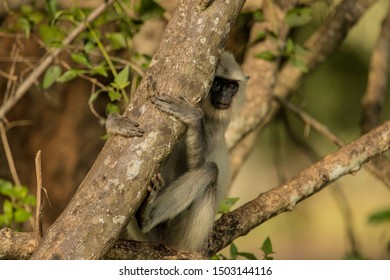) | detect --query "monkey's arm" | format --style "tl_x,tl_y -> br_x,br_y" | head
105,113 -> 144,137
151,94 -> 207,169
139,162 -> 218,232
137,94 -> 217,232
